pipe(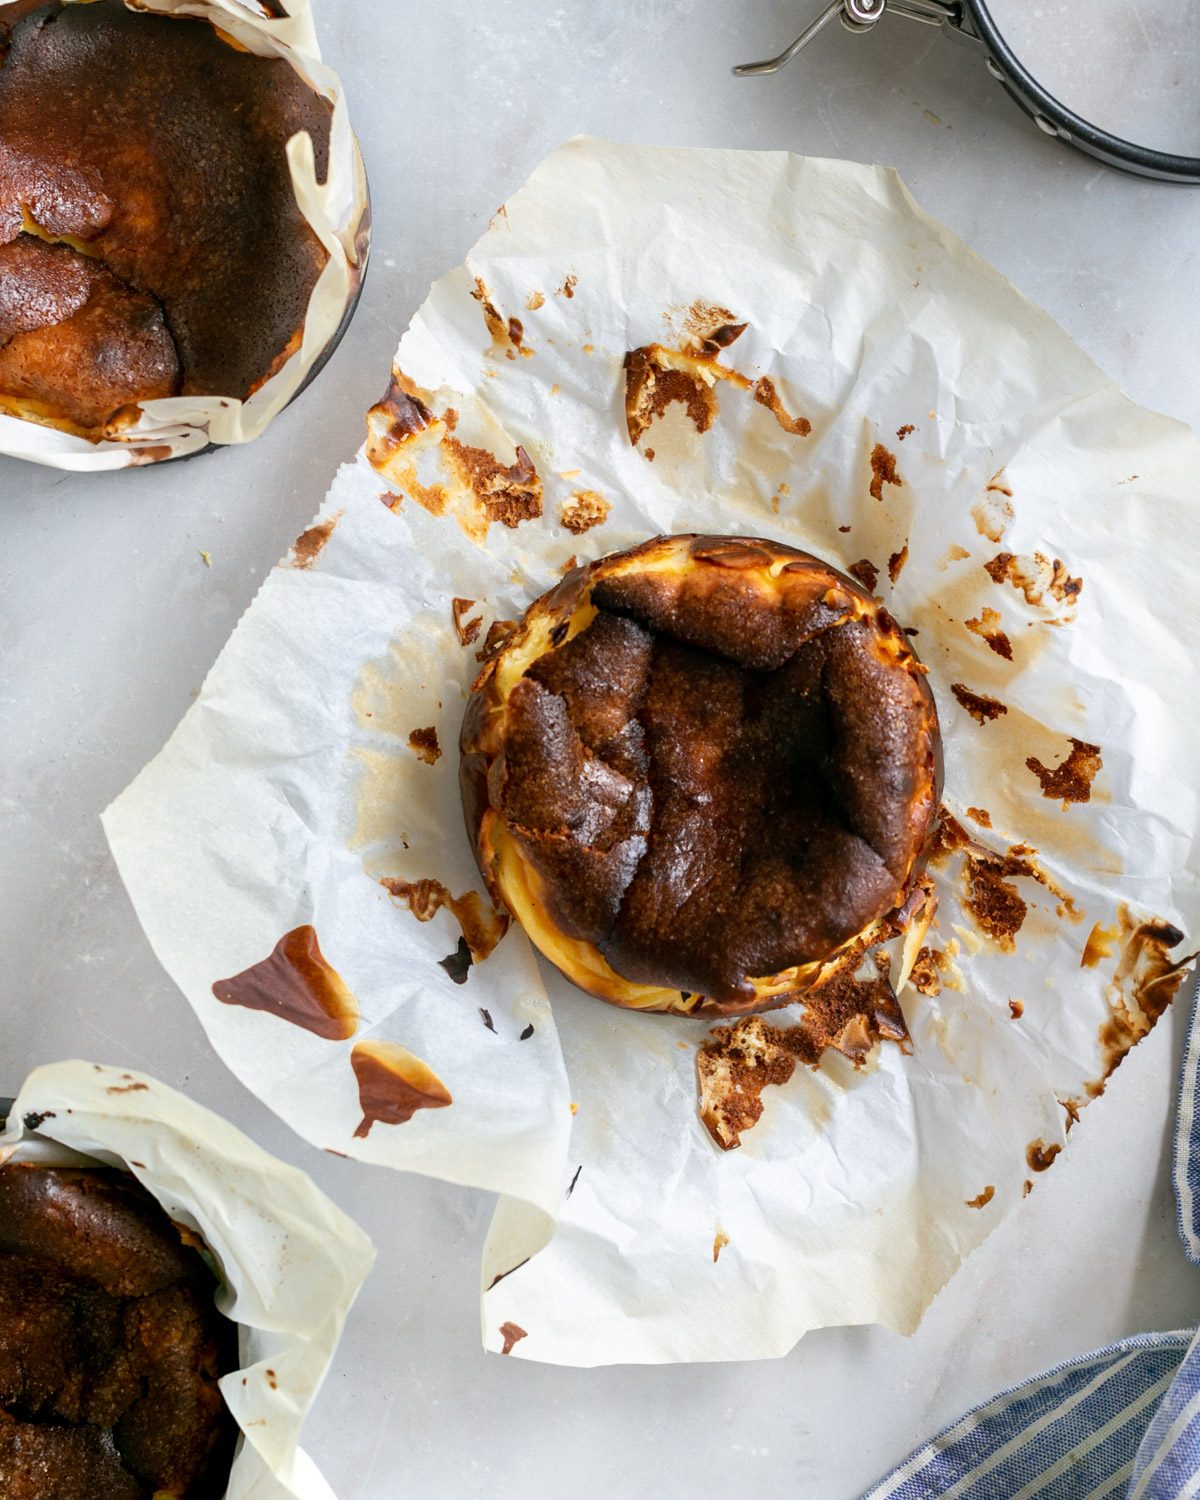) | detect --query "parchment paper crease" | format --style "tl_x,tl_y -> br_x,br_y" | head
106,138 -> 1200,1365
